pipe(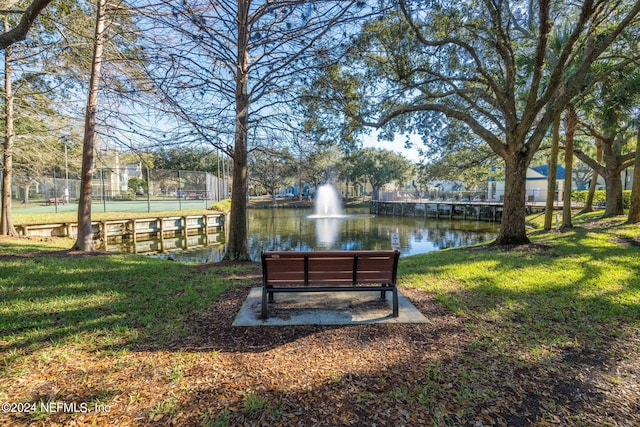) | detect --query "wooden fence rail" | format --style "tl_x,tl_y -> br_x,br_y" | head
15,213 -> 225,251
